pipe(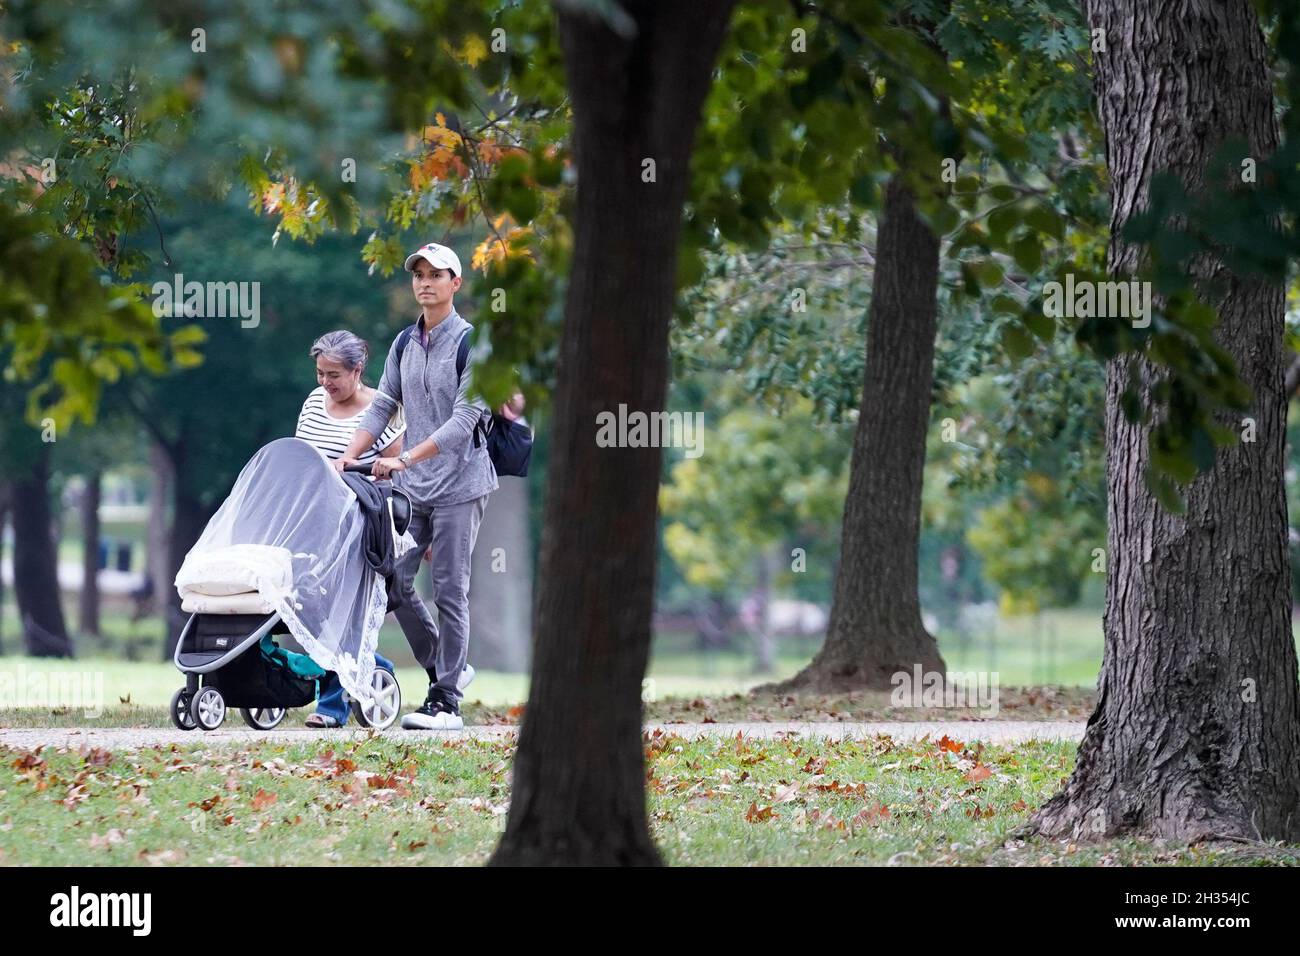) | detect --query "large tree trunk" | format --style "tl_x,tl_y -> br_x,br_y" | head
1032,0 -> 1300,842
78,471 -> 101,637
490,0 -> 735,866
10,444 -> 73,657
468,476 -> 531,673
775,176 -> 945,693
